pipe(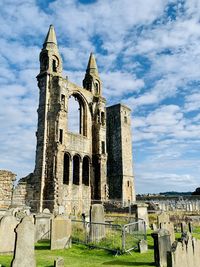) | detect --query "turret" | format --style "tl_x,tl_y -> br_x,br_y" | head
39,25 -> 62,76
83,53 -> 102,96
